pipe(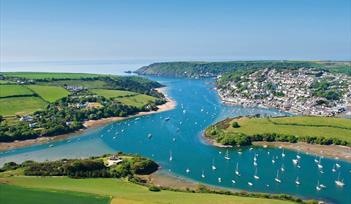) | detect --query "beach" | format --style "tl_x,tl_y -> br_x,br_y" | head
0,87 -> 176,152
